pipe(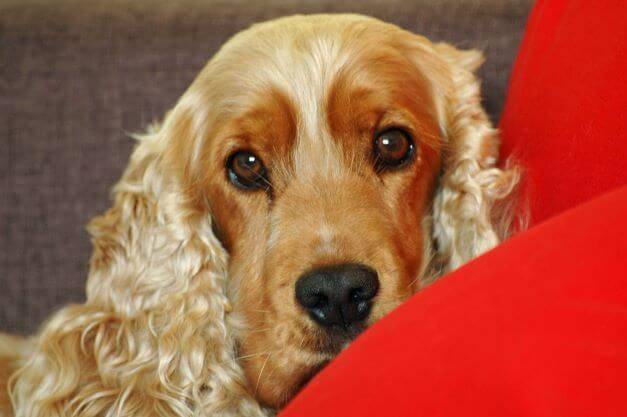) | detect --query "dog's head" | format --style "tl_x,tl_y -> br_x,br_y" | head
161,15 -> 515,407
79,14 -> 517,413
